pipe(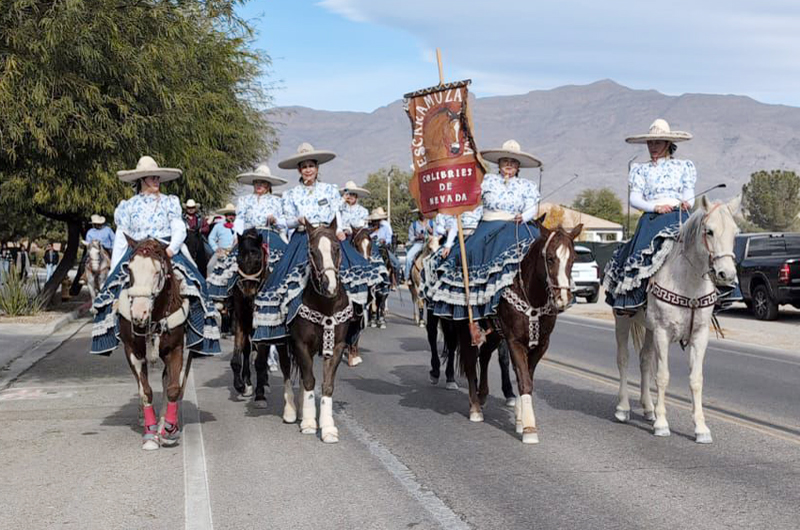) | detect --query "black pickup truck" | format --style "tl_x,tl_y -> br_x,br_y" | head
734,233 -> 800,320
